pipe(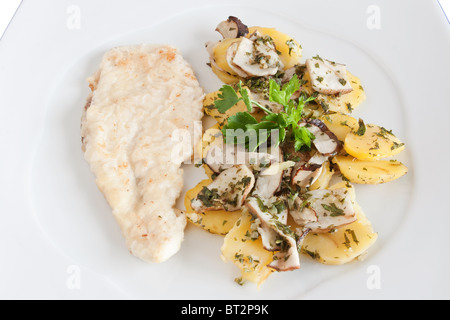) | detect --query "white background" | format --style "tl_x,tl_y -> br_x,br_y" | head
0,0 -> 21,38
1,0 -> 450,38
441,0 -> 450,22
